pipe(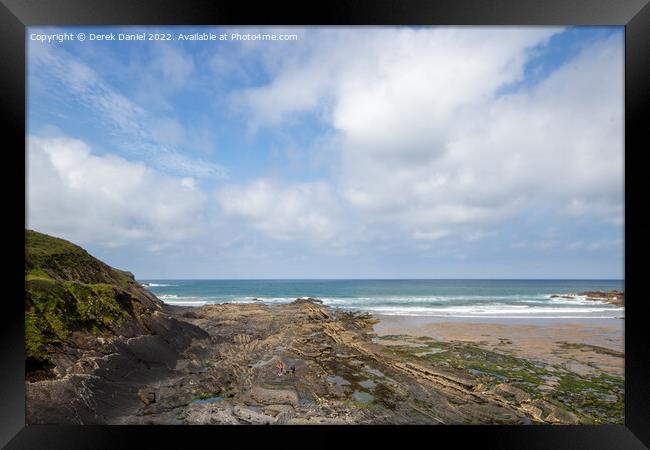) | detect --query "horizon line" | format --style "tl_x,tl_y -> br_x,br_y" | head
136,277 -> 625,281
